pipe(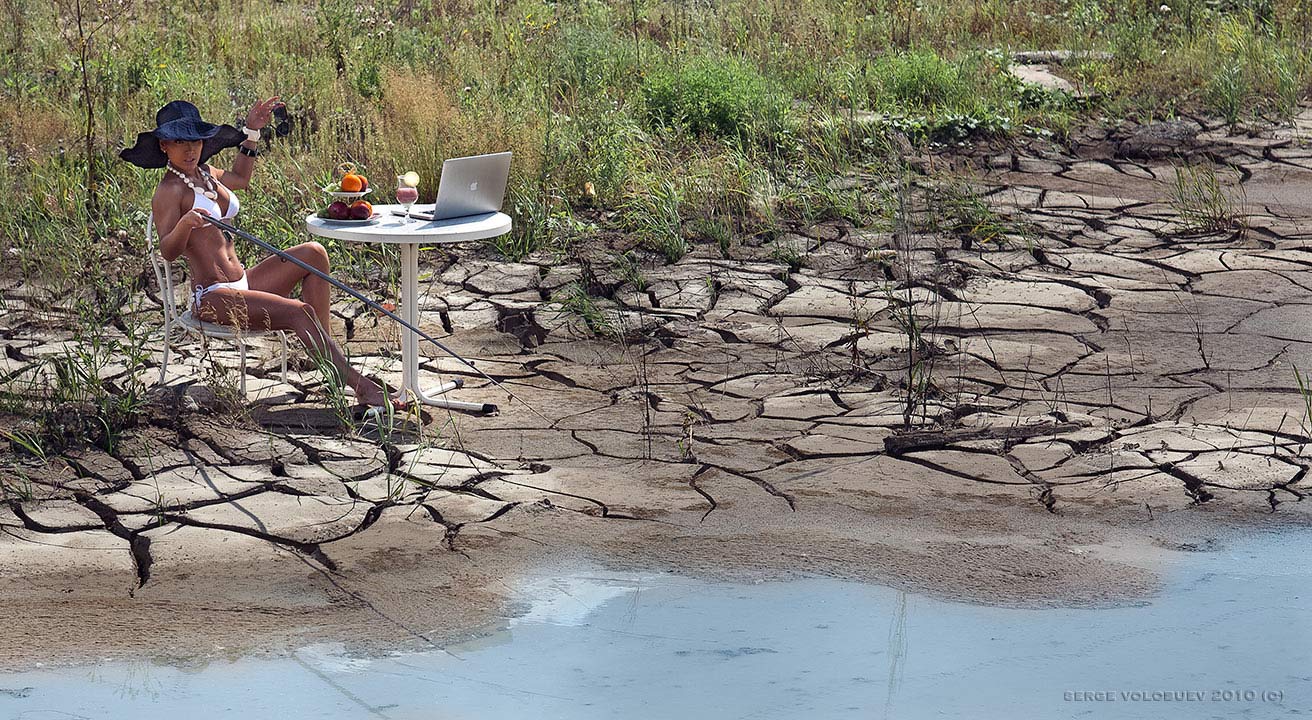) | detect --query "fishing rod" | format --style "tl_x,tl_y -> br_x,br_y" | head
202,215 -> 549,422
